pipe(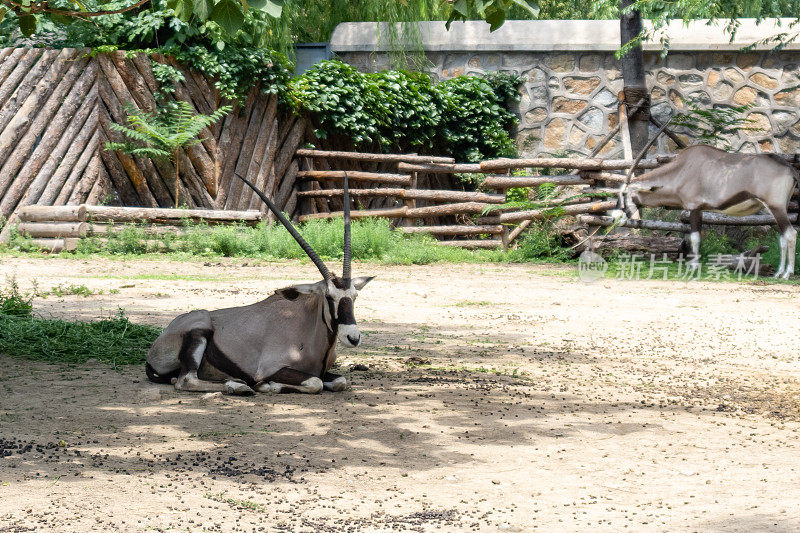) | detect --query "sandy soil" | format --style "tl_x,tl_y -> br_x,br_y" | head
1,256 -> 799,532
